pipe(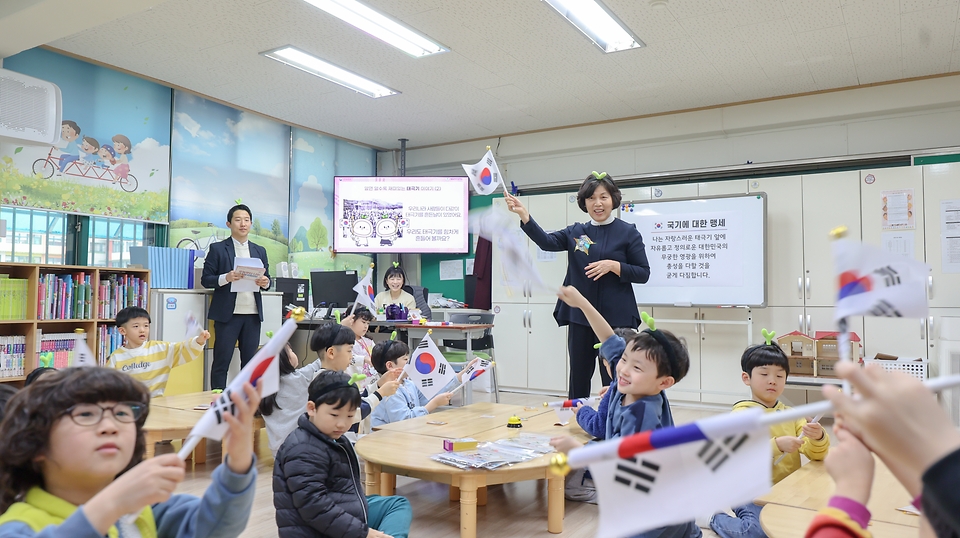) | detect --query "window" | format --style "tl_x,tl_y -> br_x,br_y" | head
87,217 -> 160,267
0,207 -> 67,264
